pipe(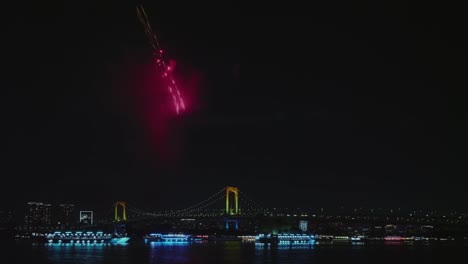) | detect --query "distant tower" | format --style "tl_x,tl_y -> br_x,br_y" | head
225,186 -> 239,215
